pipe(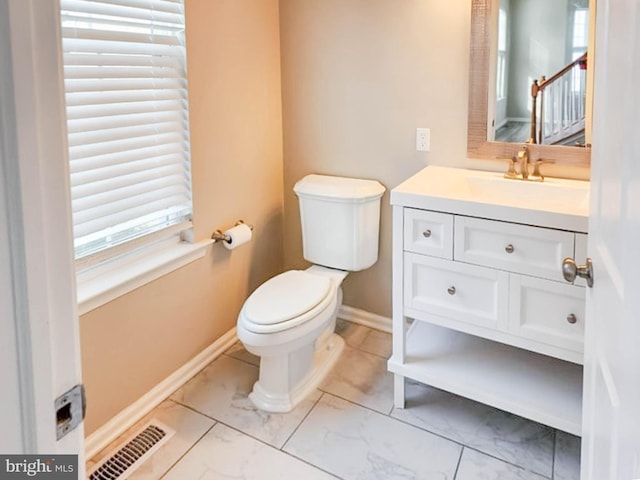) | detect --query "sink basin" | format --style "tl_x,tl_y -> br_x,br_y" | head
465,173 -> 590,211
390,166 -> 590,232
